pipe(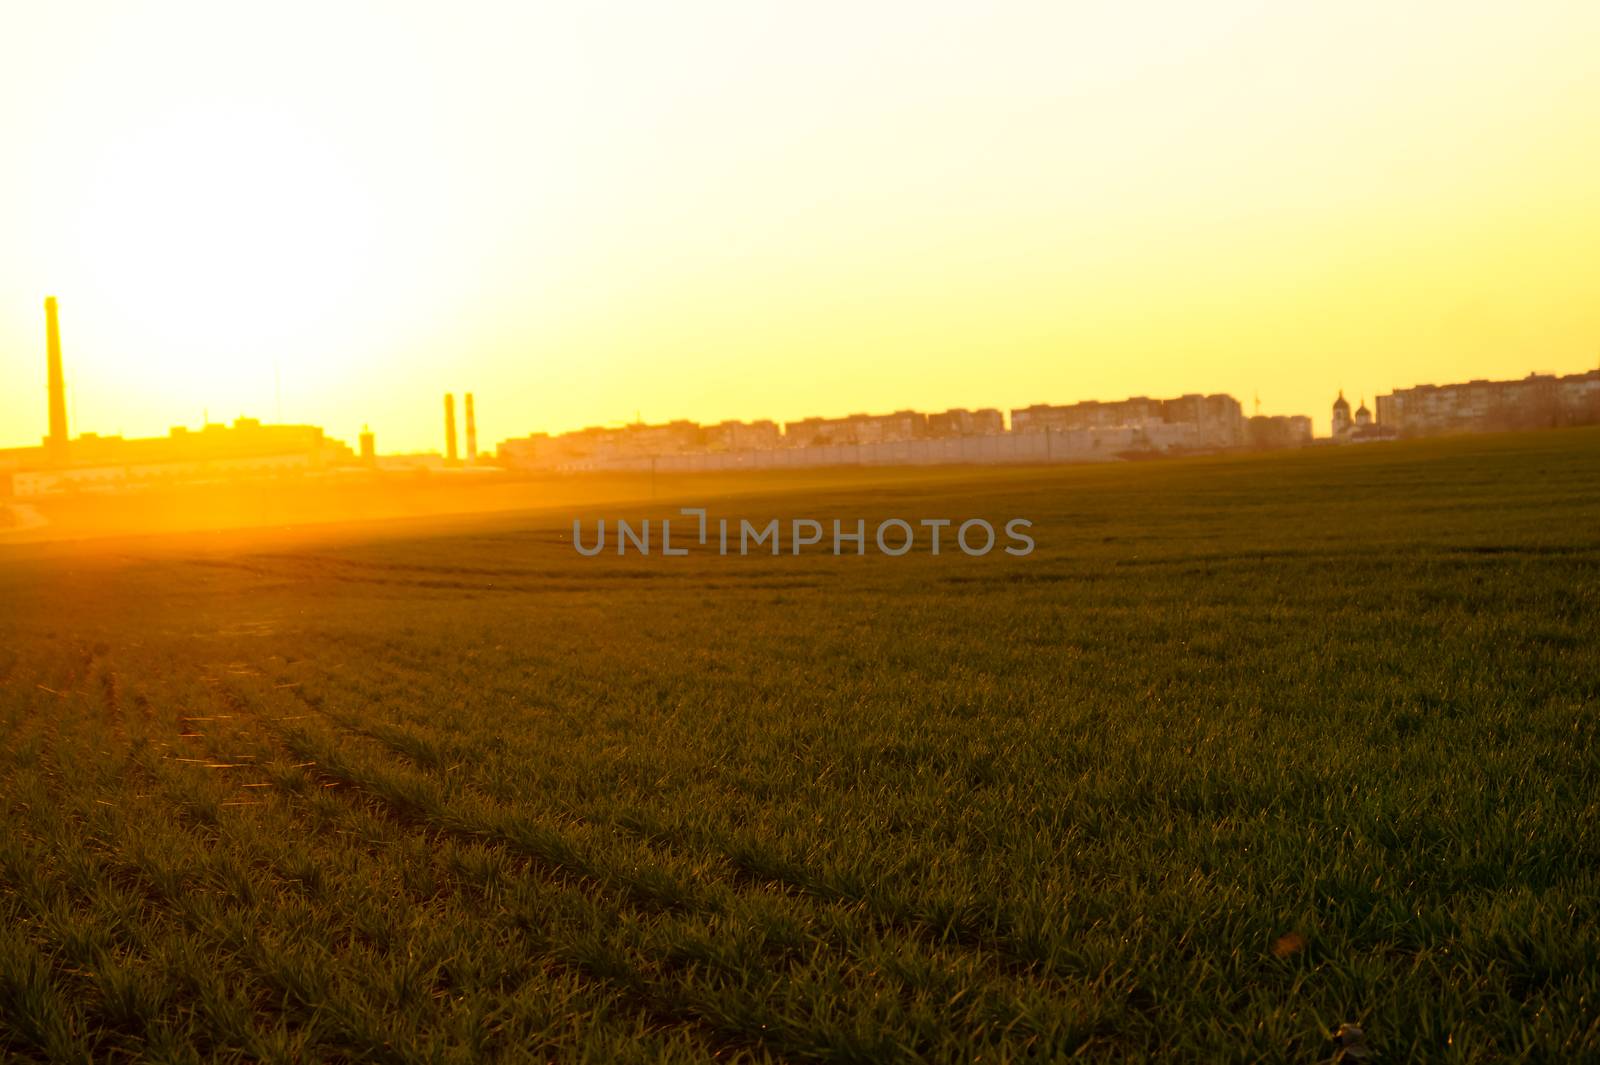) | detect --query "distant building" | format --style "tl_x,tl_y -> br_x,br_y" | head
1330,391 -> 1396,443
1331,391 -> 1352,438
621,420 -> 704,457
501,407 -> 1012,471
703,419 -> 781,452
926,408 -> 1004,437
1011,393 -> 1244,448
0,296 -> 360,498
498,418 -> 708,471
1247,415 -> 1313,449
376,451 -> 448,472
496,432 -> 565,470
496,393 -> 1268,472
784,410 -> 928,448
6,418 -> 357,497
1376,370 -> 1600,437
1012,395 -> 1164,433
